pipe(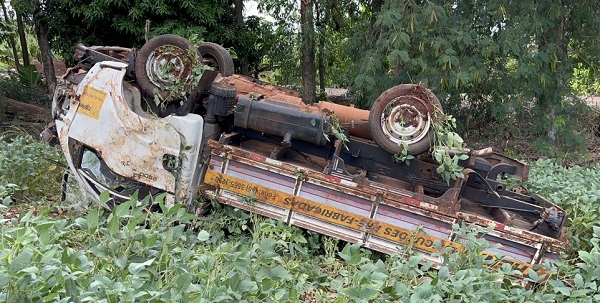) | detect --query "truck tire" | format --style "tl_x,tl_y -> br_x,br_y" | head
135,34 -> 198,100
198,42 -> 235,76
368,84 -> 443,155
206,82 -> 237,121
